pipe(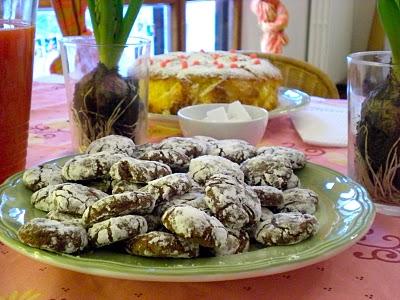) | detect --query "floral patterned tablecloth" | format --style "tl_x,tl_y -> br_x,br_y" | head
0,82 -> 399,300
